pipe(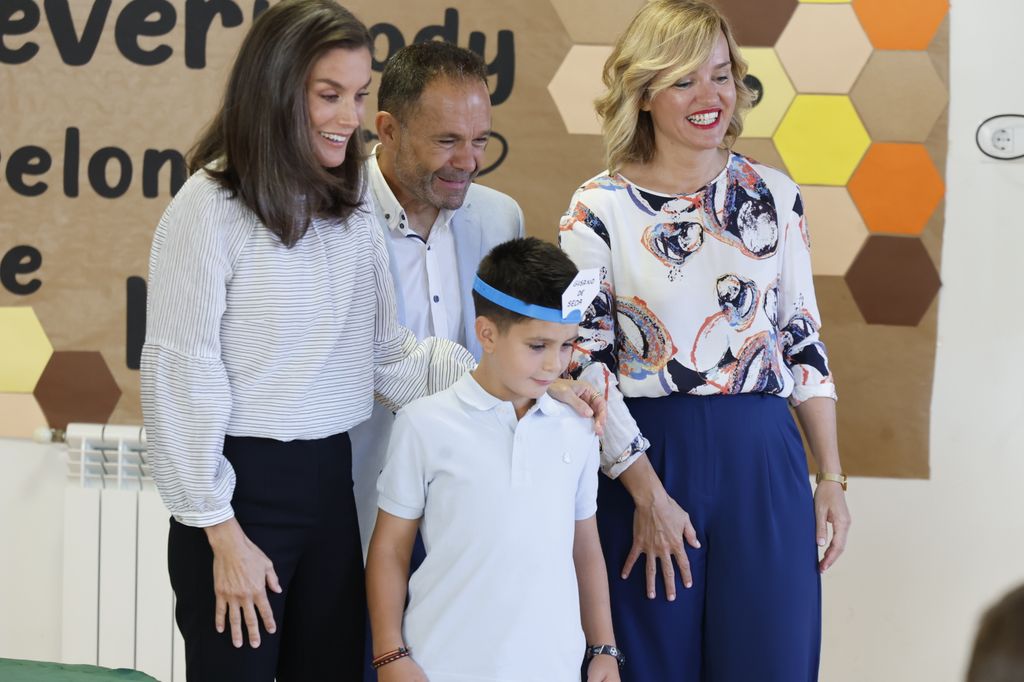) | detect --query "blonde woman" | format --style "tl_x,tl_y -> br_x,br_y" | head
559,1 -> 851,679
